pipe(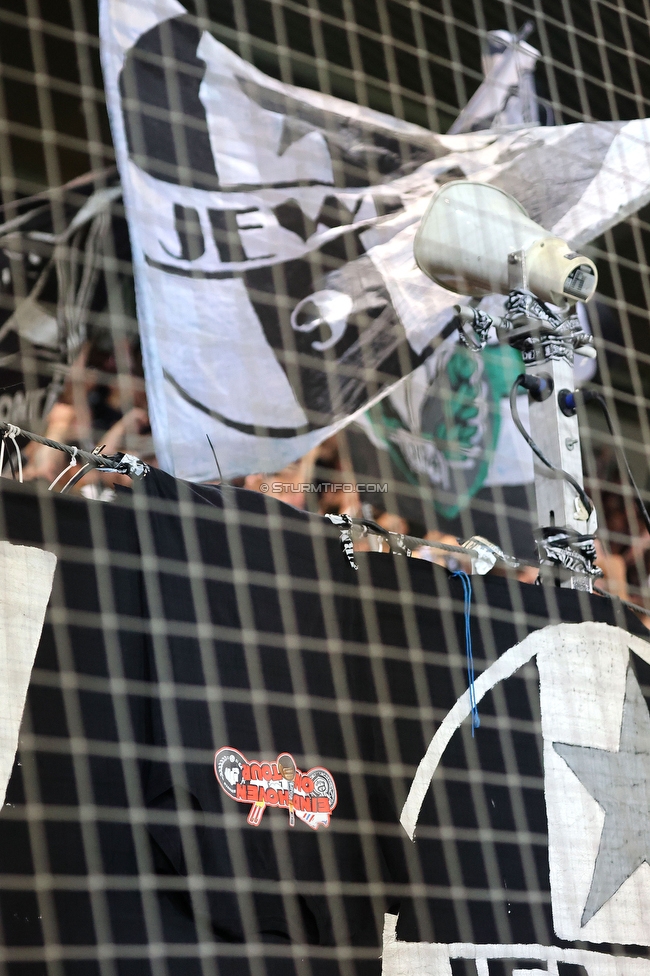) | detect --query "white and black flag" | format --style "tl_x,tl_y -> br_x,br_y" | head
100,0 -> 650,480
